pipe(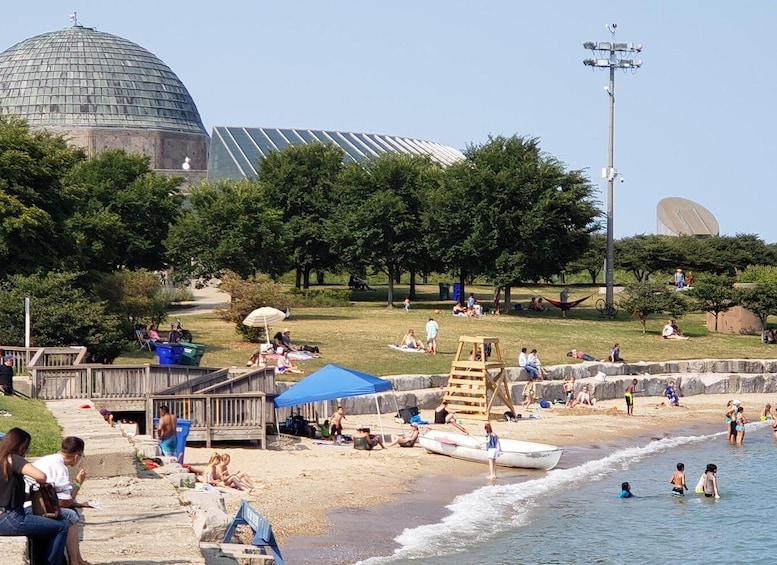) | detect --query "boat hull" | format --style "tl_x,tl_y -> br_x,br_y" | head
419,430 -> 563,470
